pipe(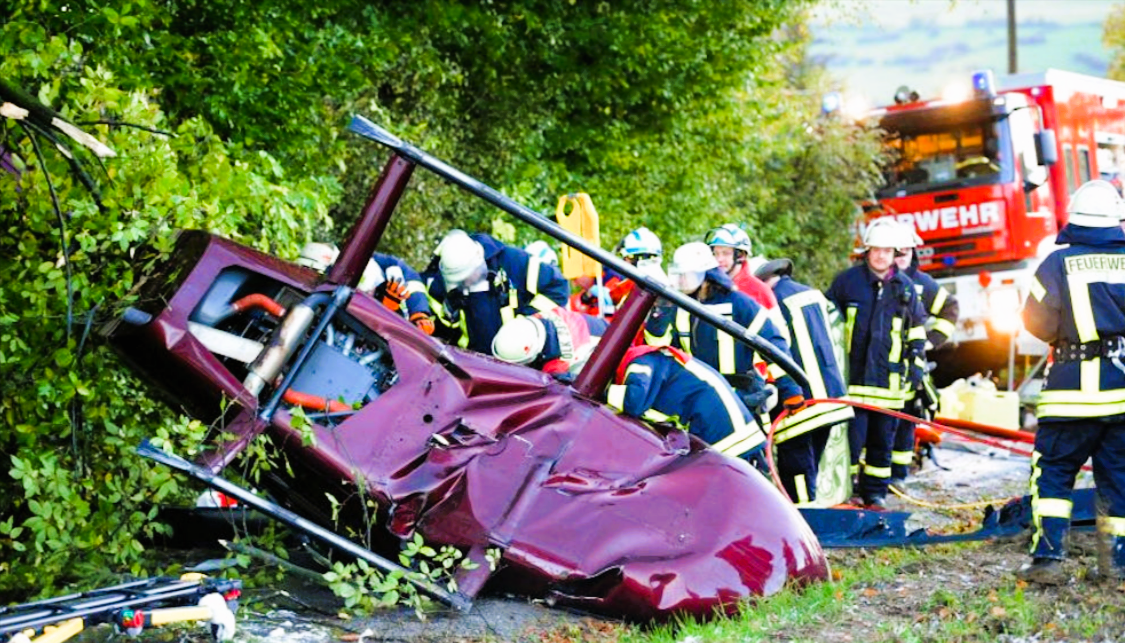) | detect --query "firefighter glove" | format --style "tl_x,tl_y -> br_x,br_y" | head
782,395 -> 807,413
906,362 -> 925,390
381,278 -> 410,312
410,311 -> 435,335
